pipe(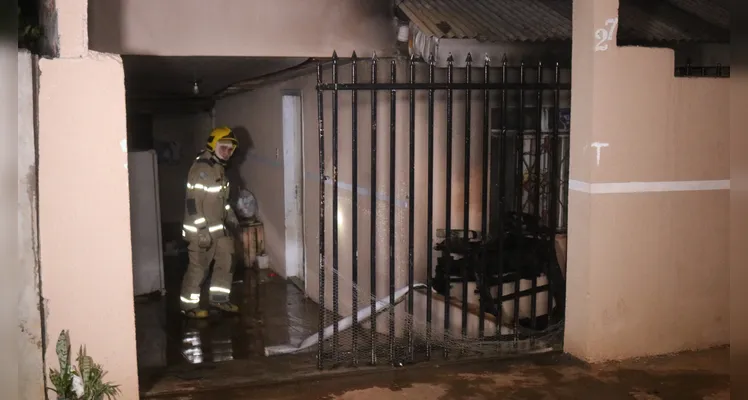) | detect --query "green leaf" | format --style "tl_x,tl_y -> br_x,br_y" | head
49,329 -> 120,399
56,330 -> 71,372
